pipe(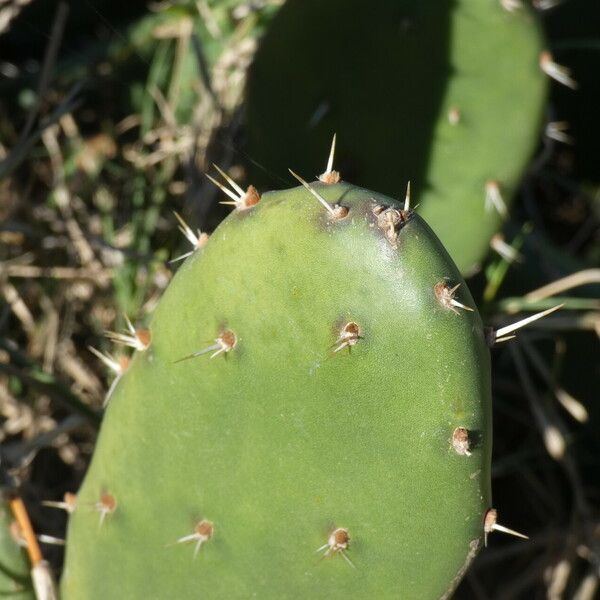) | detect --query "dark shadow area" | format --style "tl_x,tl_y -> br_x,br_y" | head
0,0 -> 150,65
245,0 -> 453,199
